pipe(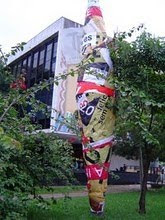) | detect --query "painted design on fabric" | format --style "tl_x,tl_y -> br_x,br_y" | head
83,136 -> 114,152
85,6 -> 103,24
76,93 -> 100,126
76,82 -> 115,97
85,163 -> 110,180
